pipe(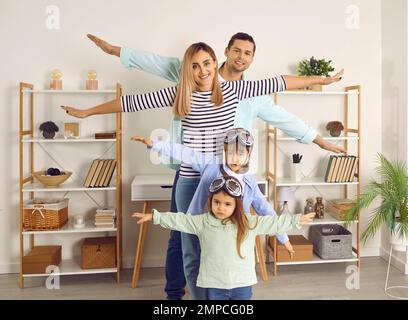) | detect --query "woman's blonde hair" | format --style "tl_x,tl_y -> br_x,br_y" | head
208,191 -> 258,259
173,42 -> 223,118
